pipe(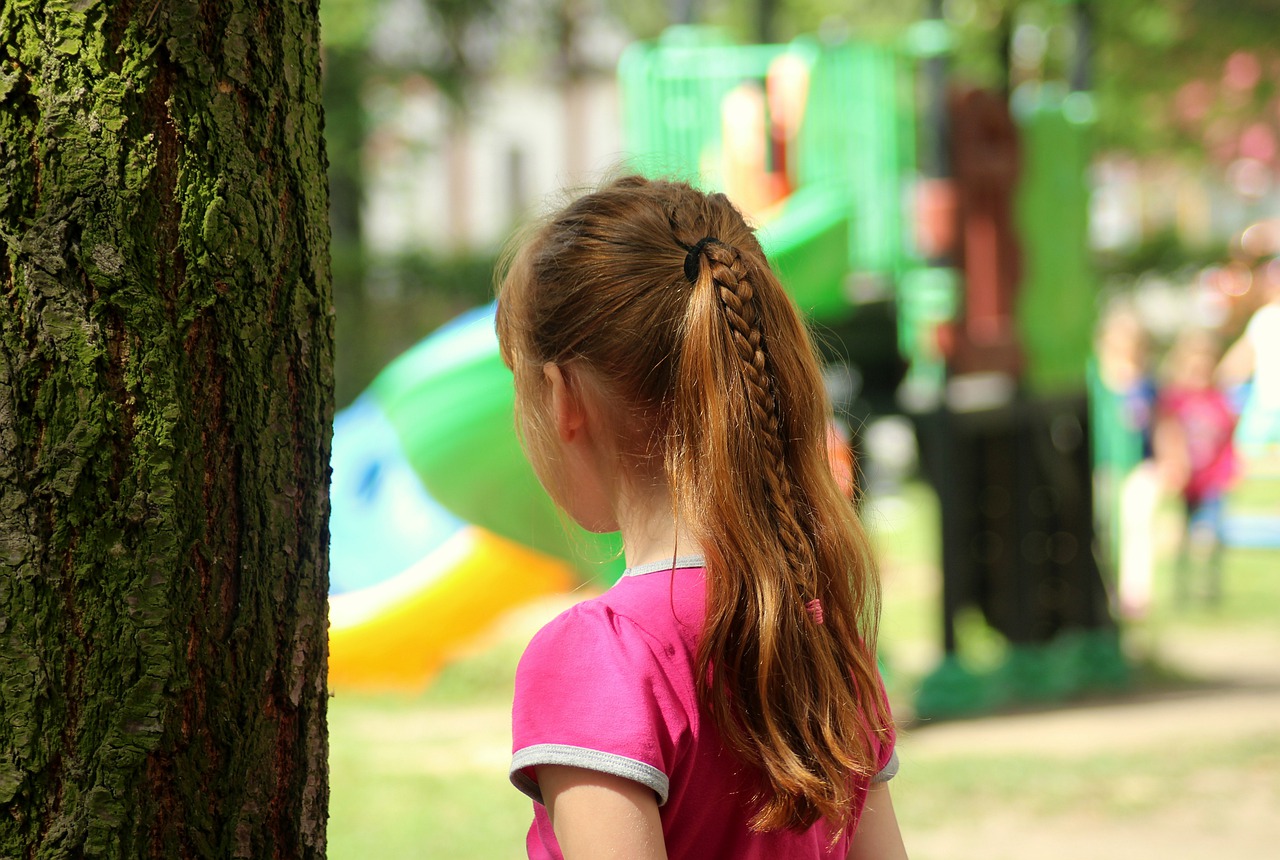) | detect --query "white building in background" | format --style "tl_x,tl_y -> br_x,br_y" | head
356,0 -> 632,256
362,74 -> 625,256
